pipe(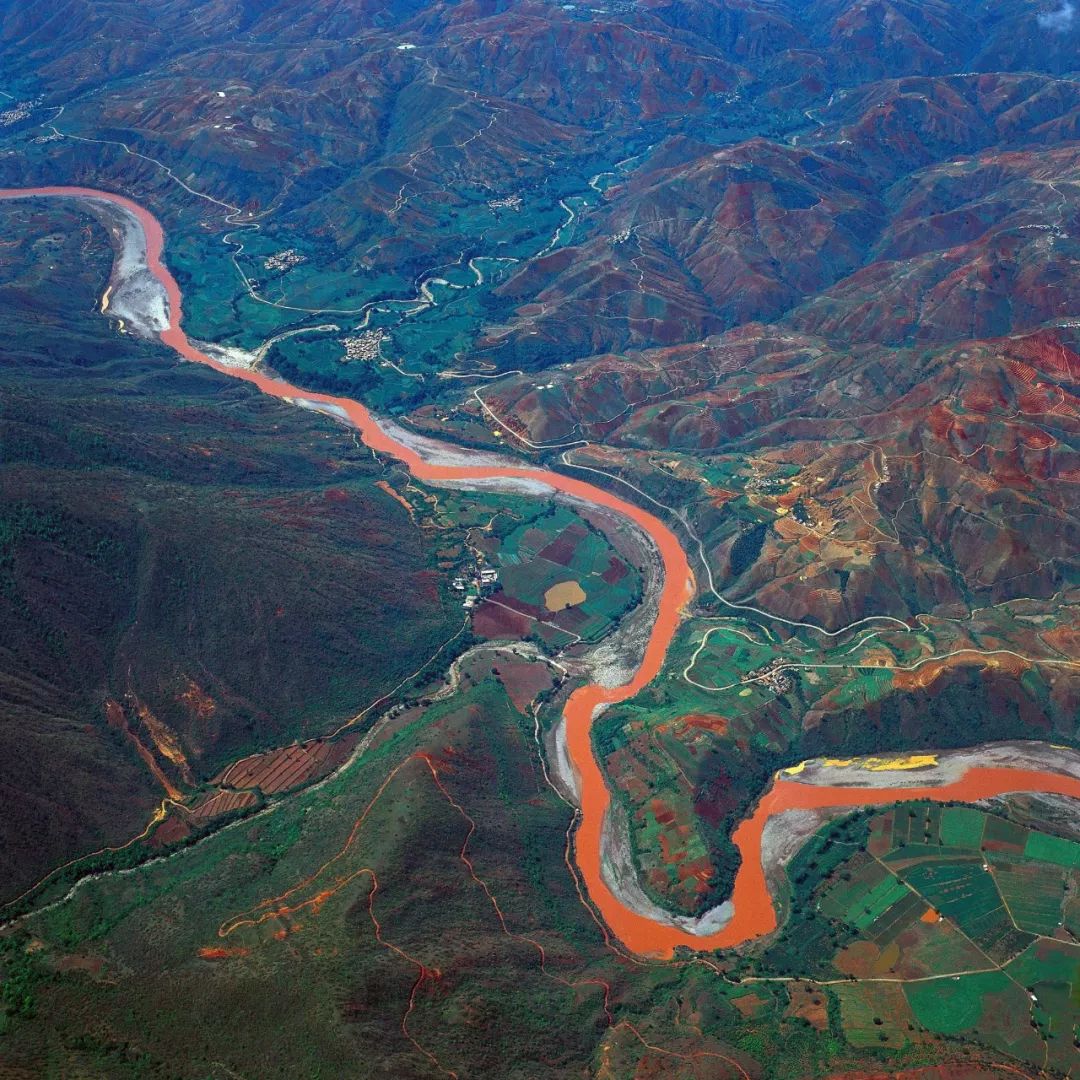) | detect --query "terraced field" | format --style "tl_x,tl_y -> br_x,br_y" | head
214,735 -> 360,795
